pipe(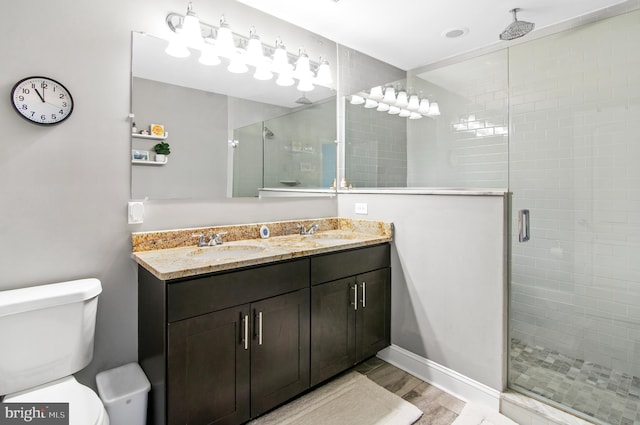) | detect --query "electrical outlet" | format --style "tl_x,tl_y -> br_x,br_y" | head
355,203 -> 368,215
